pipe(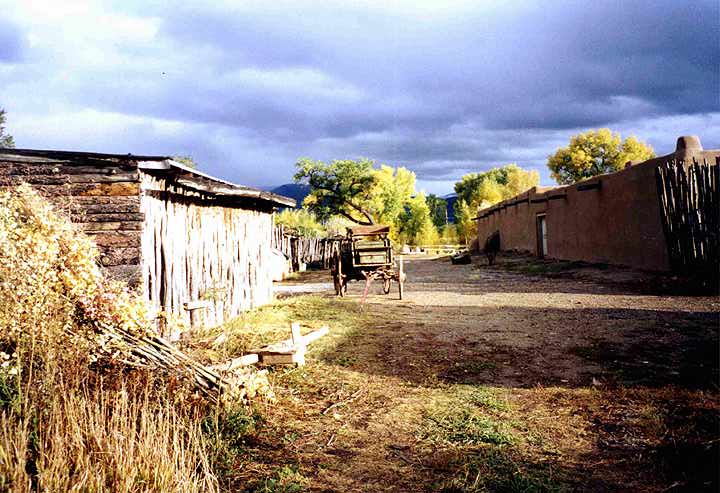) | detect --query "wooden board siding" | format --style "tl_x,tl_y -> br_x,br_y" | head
140,173 -> 275,331
0,153 -> 144,283
1,149 -> 293,334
